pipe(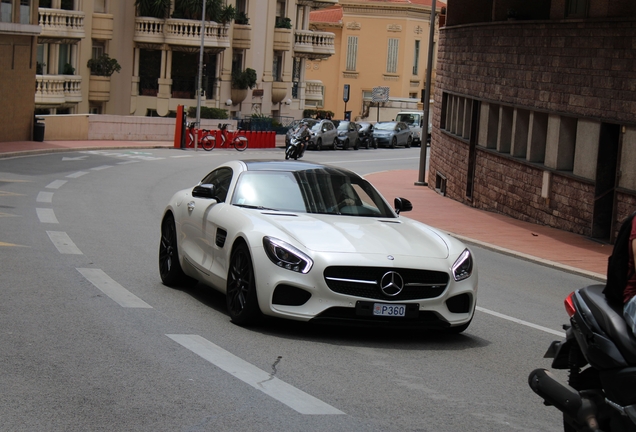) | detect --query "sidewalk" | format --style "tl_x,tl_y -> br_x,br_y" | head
0,138 -> 609,280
